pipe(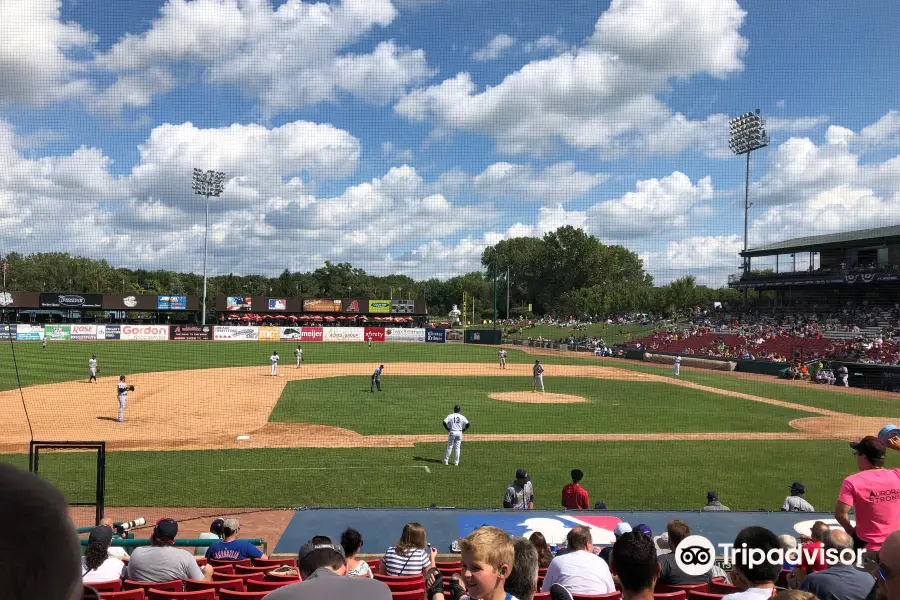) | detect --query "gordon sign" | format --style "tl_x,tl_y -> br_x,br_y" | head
40,293 -> 103,309
120,325 -> 169,341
